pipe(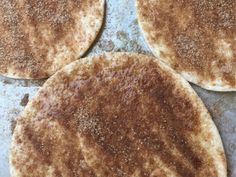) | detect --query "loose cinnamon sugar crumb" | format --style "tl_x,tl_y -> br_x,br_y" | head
20,93 -> 29,107
11,119 -> 17,135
